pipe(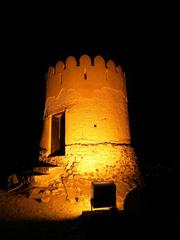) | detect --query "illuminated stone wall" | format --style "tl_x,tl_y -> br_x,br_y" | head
36,55 -> 142,213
